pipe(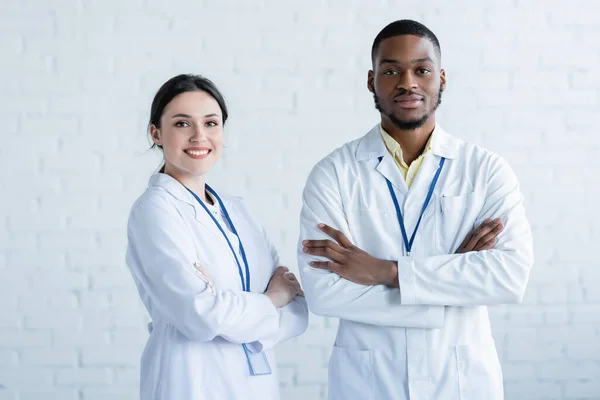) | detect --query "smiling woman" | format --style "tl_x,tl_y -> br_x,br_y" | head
124,74 -> 309,399
147,75 -> 228,202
